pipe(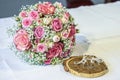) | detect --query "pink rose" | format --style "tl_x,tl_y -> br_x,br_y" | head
61,12 -> 70,23
44,59 -> 51,65
64,12 -> 70,20
37,19 -> 41,24
37,43 -> 46,53
46,42 -> 64,59
69,36 -> 75,47
14,29 -> 31,51
71,36 -> 75,43
61,30 -> 69,39
22,18 -> 32,28
52,18 -> 62,32
29,10 -> 39,20
68,25 -> 76,37
34,26 -> 44,39
38,4 -> 47,14
60,50 -> 70,58
34,38 -> 40,44
19,11 -> 27,18
38,2 -> 55,14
